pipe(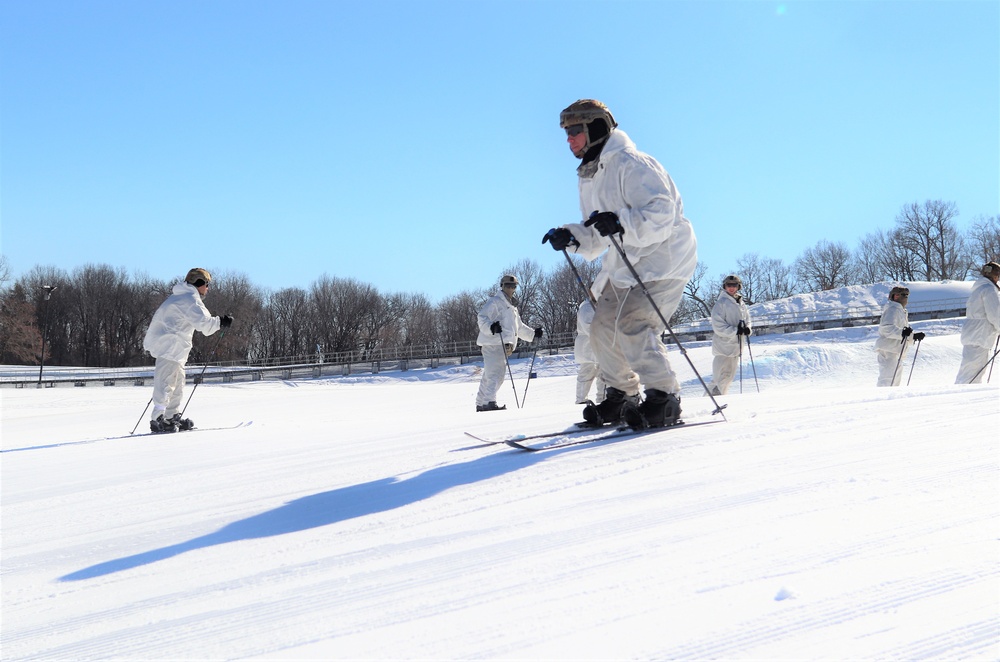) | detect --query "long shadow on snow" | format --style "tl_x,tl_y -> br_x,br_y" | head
60,449 -> 545,581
